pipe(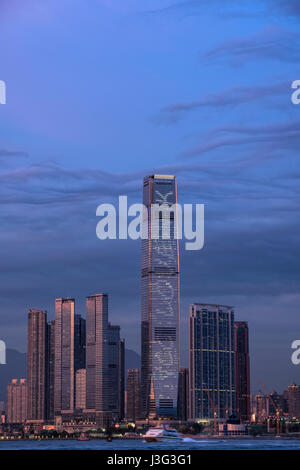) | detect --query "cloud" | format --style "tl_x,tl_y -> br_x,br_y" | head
147,0 -> 250,17
156,81 -> 290,123
181,119 -> 300,158
148,0 -> 300,20
204,25 -> 300,65
0,149 -> 28,158
274,0 -> 300,17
